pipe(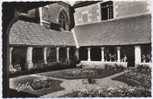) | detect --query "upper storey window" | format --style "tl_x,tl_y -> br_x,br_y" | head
59,10 -> 69,30
101,1 -> 113,20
